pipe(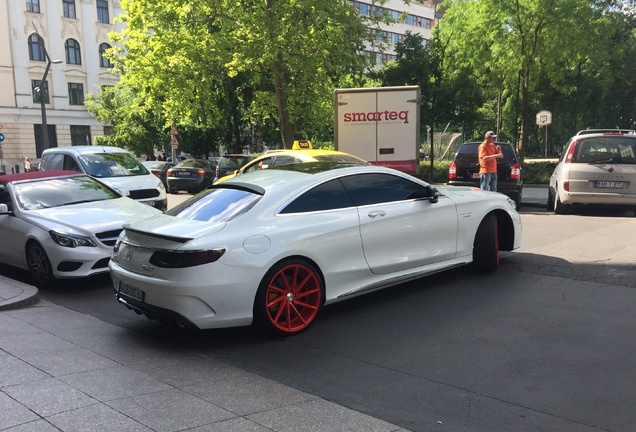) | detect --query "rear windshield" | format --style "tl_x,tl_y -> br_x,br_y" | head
165,187 -> 261,222
573,137 -> 636,164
